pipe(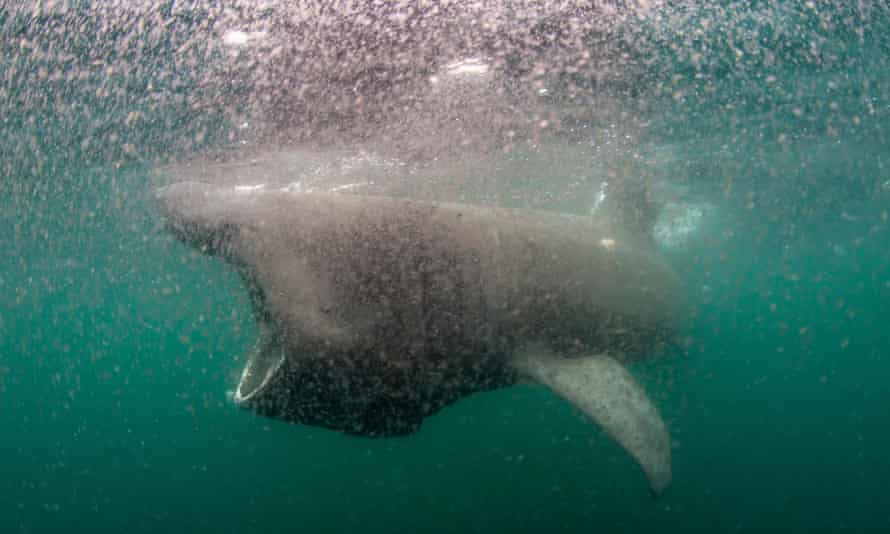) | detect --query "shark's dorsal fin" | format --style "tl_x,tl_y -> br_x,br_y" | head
511,348 -> 671,497
591,179 -> 659,247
